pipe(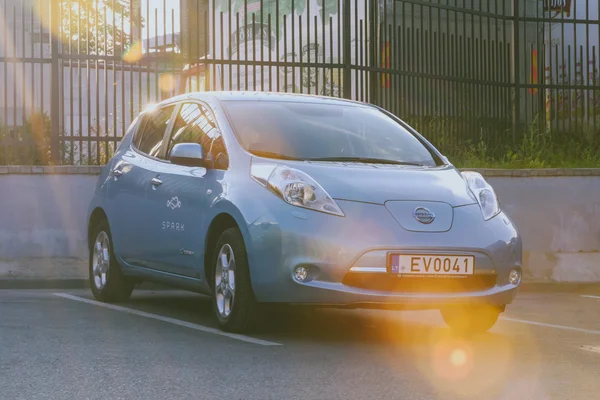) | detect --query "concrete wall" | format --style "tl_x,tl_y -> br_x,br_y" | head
1,167 -> 599,282
489,175 -> 600,283
0,167 -> 100,279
